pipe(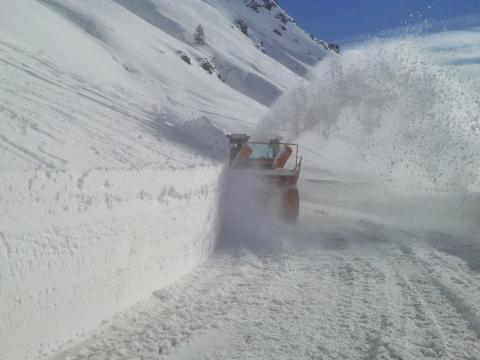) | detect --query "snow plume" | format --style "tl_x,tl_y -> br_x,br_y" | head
256,36 -> 480,193
218,170 -> 288,253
